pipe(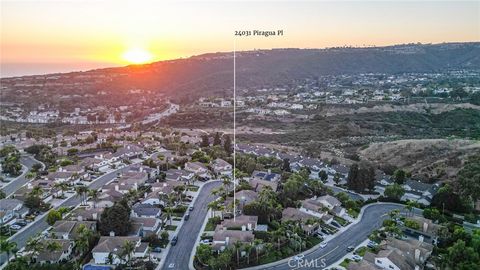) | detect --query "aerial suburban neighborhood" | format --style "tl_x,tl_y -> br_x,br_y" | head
1,1 -> 480,269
